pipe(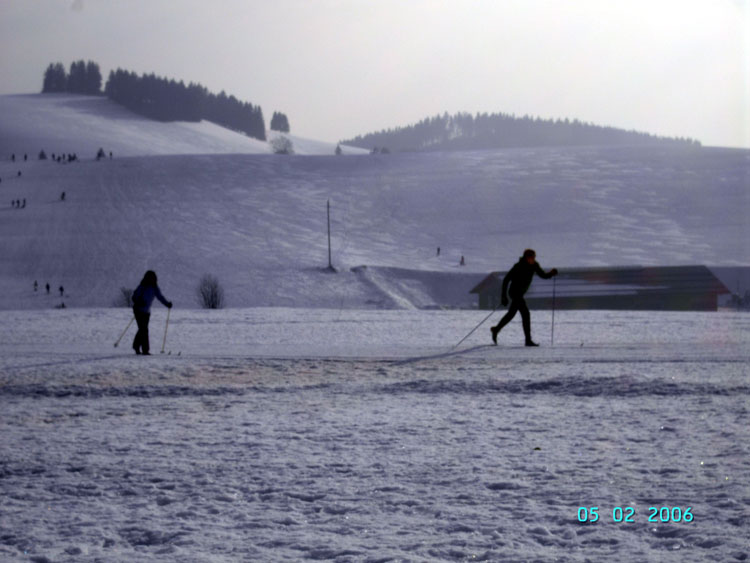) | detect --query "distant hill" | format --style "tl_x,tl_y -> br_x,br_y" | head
1,94 -> 747,311
343,111 -> 701,152
42,61 -> 269,142
0,94 -> 366,158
